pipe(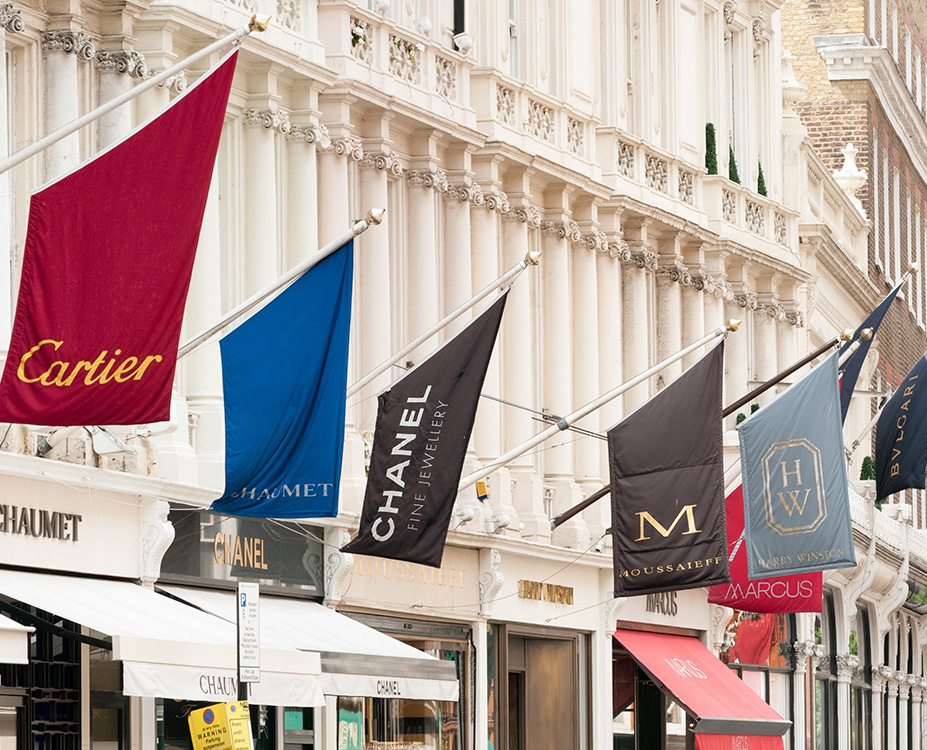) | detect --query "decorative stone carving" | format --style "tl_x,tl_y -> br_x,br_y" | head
276,0 -> 299,30
604,239 -> 632,261
735,291 -> 758,310
525,99 -> 554,142
243,107 -> 291,134
228,0 -> 255,11
540,219 -> 582,243
362,149 -> 403,176
158,72 -> 187,95
567,118 -> 584,155
0,3 -> 25,33
723,1 -> 736,26
350,18 -> 370,62
785,309 -> 805,327
508,203 -> 541,226
287,122 -> 330,146
582,231 -> 608,253
631,248 -> 658,270
329,135 -> 364,161
479,548 -> 504,617
774,211 -> 788,245
447,181 -> 484,205
42,30 -> 96,61
758,302 -> 786,321
752,17 -> 766,45
711,604 -> 734,651
645,154 -> 669,193
496,85 -> 516,126
693,275 -> 716,294
389,34 -> 423,84
745,199 -> 765,234
95,50 -> 148,78
435,56 -> 456,98
836,653 -> 860,681
657,262 -> 692,285
405,167 -> 449,193
139,497 -> 175,585
722,189 -> 737,222
793,641 -> 817,673
483,190 -> 511,214
605,597 -> 627,639
323,527 -> 354,607
678,169 -> 694,204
